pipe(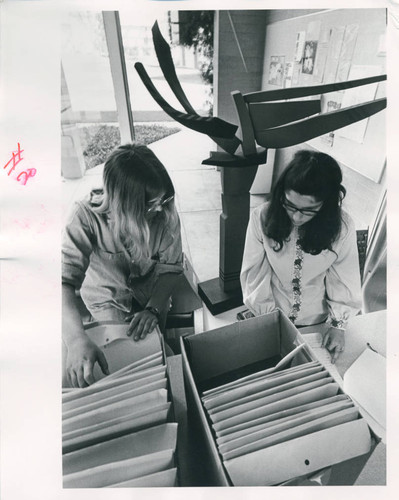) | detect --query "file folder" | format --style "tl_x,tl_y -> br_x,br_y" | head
63,423 -> 178,475
63,388 -> 168,433
210,377 -> 334,424
63,378 -> 167,419
63,449 -> 175,488
63,403 -> 171,454
217,397 -> 354,446
203,362 -> 324,409
62,321 -> 179,486
213,380 -> 340,433
207,370 -> 330,415
224,418 -> 371,485
222,406 -> 361,460
92,351 -> 163,382
107,468 -> 177,488
181,309 -> 374,486
202,356 -> 319,398
62,365 -> 166,404
216,394 -> 350,438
